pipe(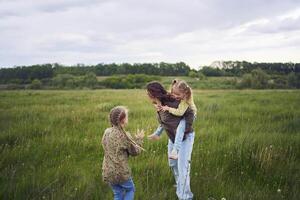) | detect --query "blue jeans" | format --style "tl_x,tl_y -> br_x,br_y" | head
154,118 -> 186,151
173,118 -> 186,152
110,178 -> 135,200
168,132 -> 195,200
154,118 -> 189,152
